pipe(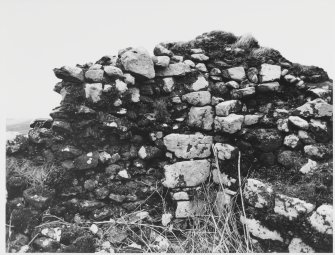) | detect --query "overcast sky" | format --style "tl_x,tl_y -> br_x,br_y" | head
1,0 -> 334,119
